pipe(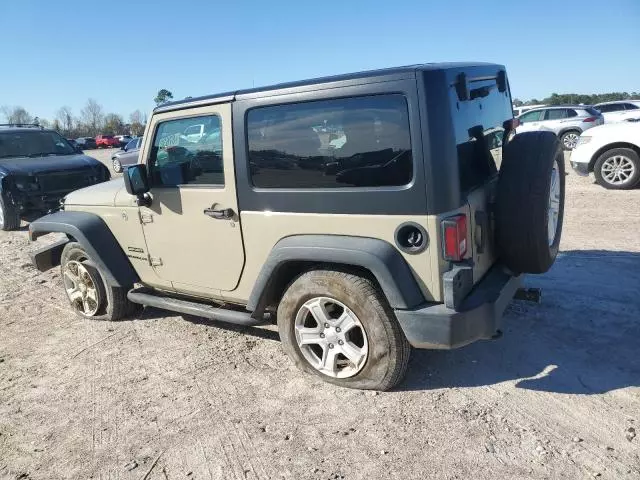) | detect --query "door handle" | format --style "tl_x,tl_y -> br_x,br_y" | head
203,207 -> 235,219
